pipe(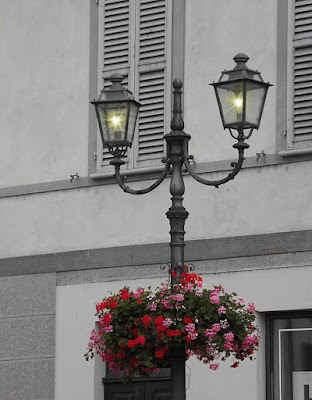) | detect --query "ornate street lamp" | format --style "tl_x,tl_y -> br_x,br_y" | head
212,53 -> 272,134
92,53 -> 271,400
92,74 -> 141,157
